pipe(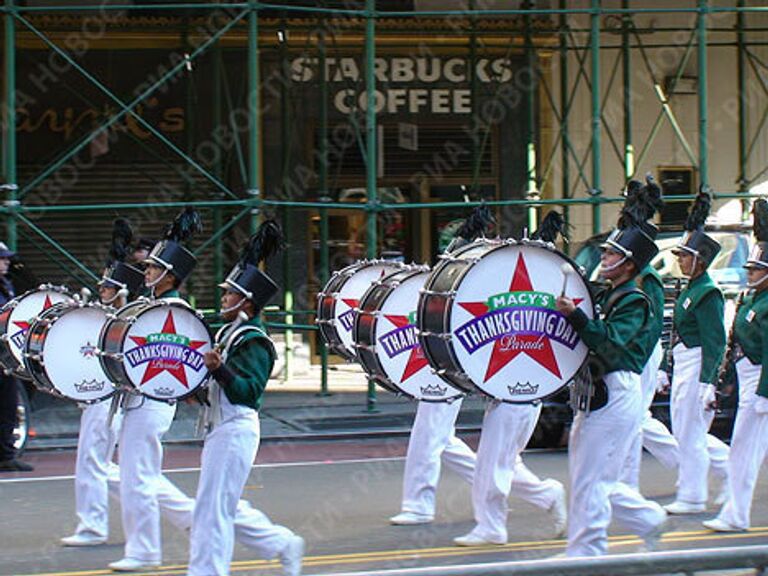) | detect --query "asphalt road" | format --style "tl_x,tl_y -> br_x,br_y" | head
2,439 -> 767,576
